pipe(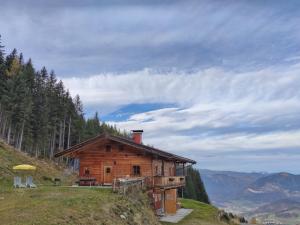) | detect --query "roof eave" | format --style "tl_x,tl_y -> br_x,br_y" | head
54,133 -> 196,164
